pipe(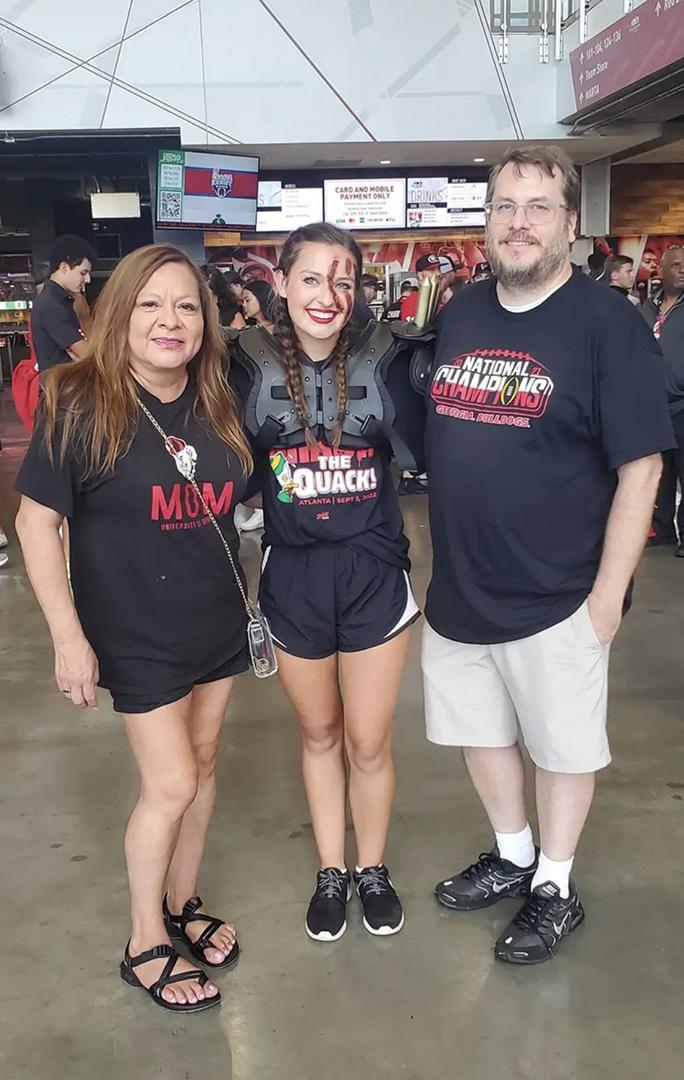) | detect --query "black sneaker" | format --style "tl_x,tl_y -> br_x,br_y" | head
354,864 -> 404,936
398,475 -> 428,496
494,881 -> 585,964
435,848 -> 537,911
305,868 -> 351,942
